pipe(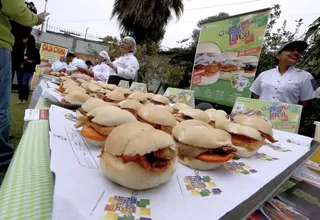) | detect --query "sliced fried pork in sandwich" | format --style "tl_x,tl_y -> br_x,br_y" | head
137,105 -> 176,134
232,114 -> 277,143
149,94 -> 170,106
127,91 -> 147,104
172,120 -> 237,170
205,109 -> 228,127
118,99 -> 143,117
175,108 -> 210,123
102,90 -> 124,104
215,120 -> 266,157
80,106 -> 136,147
99,122 -> 178,190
